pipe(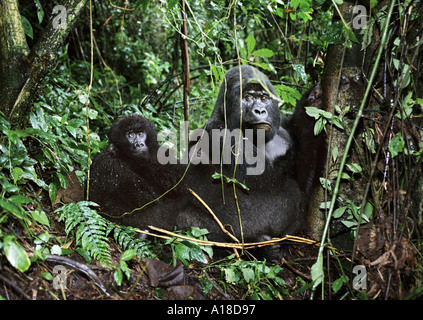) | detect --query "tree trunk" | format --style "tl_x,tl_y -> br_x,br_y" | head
308,0 -> 375,241
0,0 -> 30,119
0,0 -> 88,128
